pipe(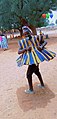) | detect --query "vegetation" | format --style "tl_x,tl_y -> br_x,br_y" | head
0,0 -> 57,34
